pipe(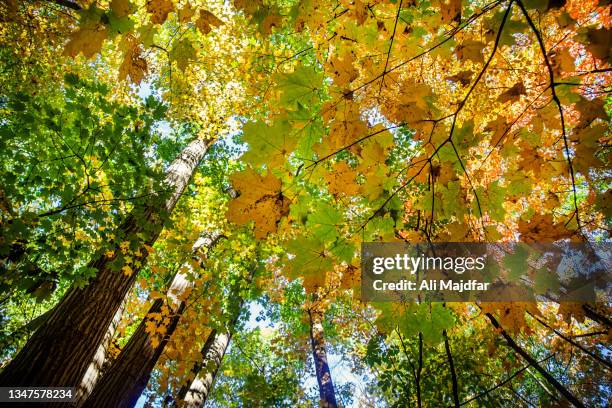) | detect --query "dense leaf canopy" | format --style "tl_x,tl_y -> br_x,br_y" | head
0,0 -> 610,406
